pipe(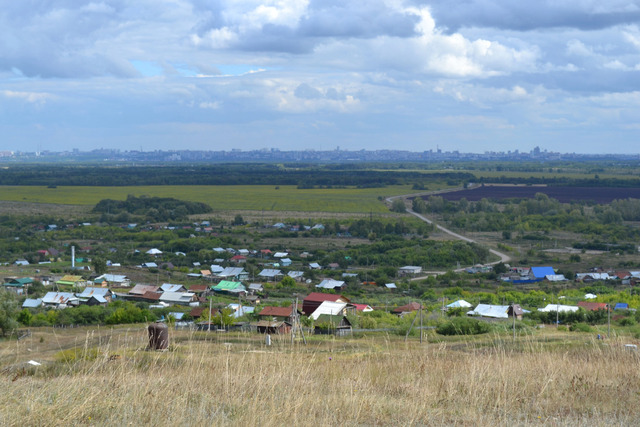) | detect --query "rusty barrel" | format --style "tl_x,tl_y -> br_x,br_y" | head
148,321 -> 169,350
